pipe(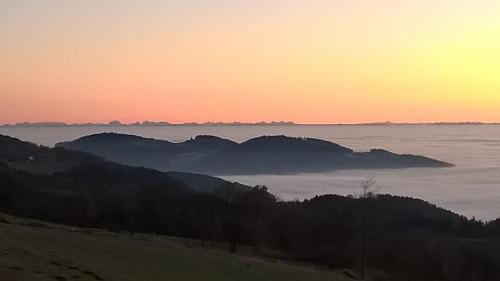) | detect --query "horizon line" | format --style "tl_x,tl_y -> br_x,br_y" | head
2,120 -> 500,127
